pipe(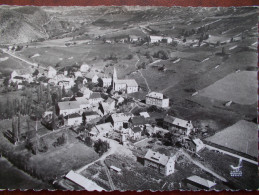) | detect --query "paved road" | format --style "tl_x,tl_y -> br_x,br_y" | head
205,144 -> 258,165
